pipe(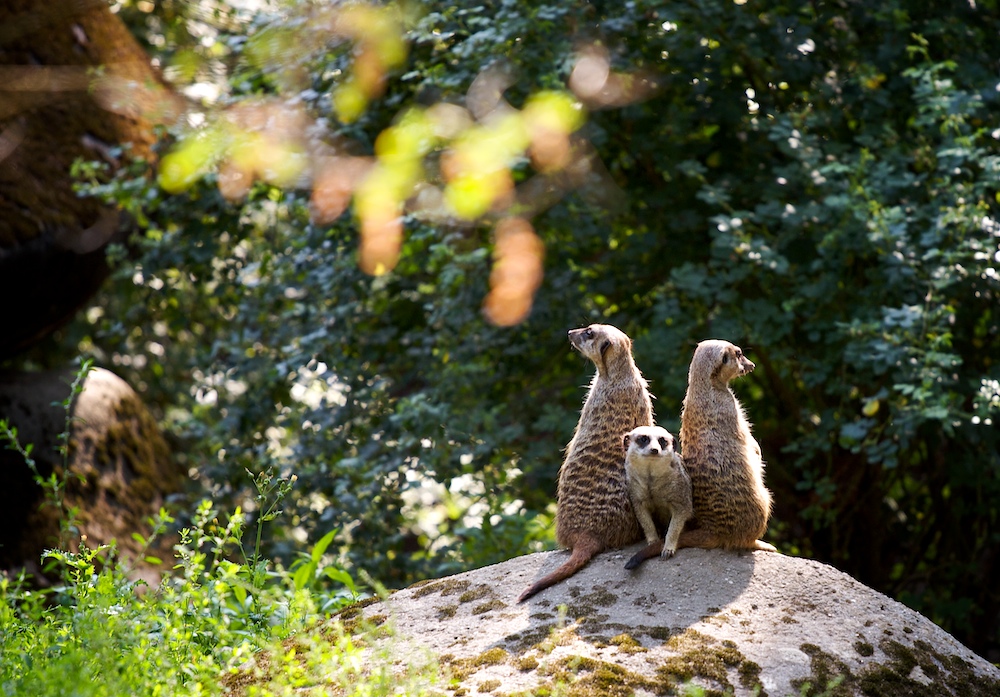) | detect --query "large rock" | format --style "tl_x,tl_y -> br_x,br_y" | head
0,368 -> 183,581
352,547 -> 1000,696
